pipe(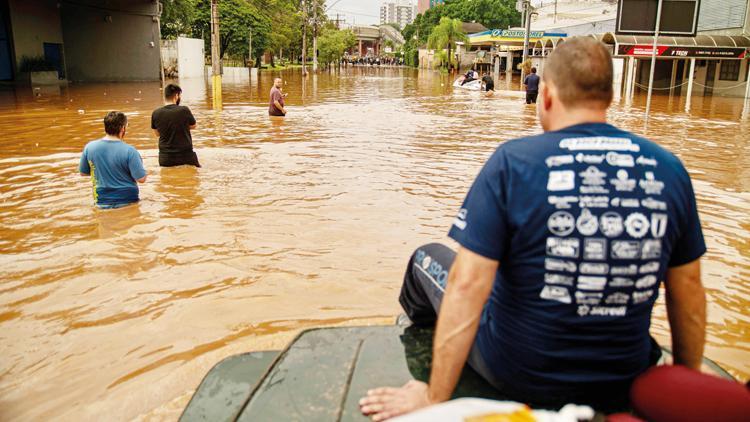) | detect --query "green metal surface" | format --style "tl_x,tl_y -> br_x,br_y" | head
183,325 -> 736,422
180,351 -> 280,422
